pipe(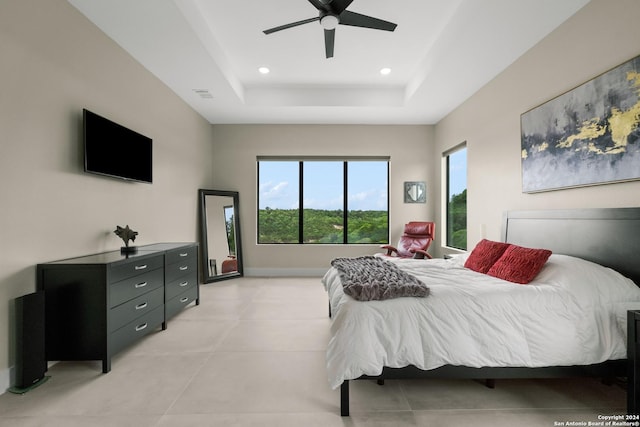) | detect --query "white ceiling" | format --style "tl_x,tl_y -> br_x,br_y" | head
68,0 -> 590,125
